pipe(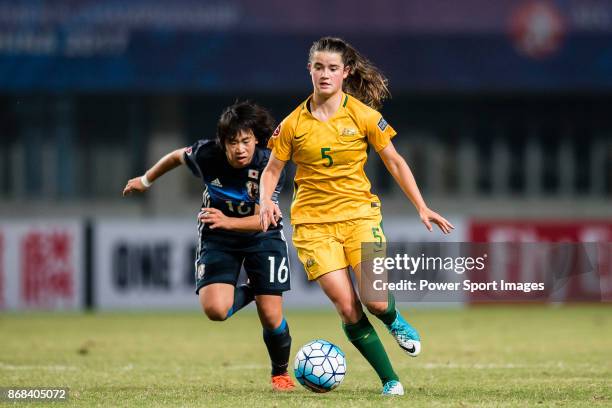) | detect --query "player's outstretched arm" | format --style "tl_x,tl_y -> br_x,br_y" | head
378,141 -> 454,234
259,153 -> 286,232
122,148 -> 186,196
